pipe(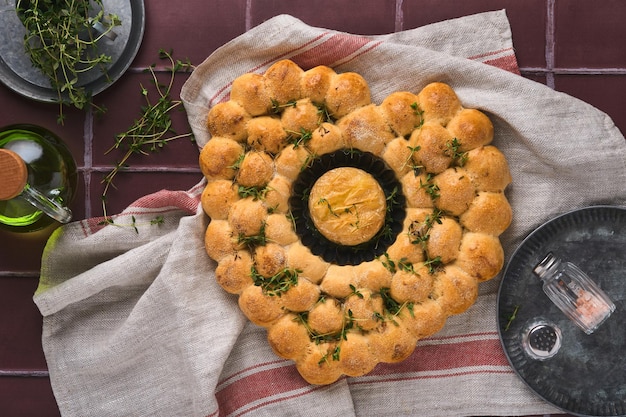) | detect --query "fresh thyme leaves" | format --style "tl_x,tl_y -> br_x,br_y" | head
270,99 -> 297,114
380,253 -> 415,274
379,287 -> 414,320
317,198 -> 339,217
100,49 -> 195,224
381,252 -> 415,274
386,186 -> 399,208
315,103 -> 334,124
349,284 -> 364,299
18,0 -> 121,124
423,256 -> 443,274
97,214 -> 164,233
237,222 -> 267,249
504,305 -> 520,331
407,208 -> 444,274
296,307 -> 355,364
420,173 -> 440,200
286,128 -> 313,148
406,145 -> 422,175
410,102 -> 425,128
238,185 -> 268,200
251,266 -> 300,296
445,138 -> 468,166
